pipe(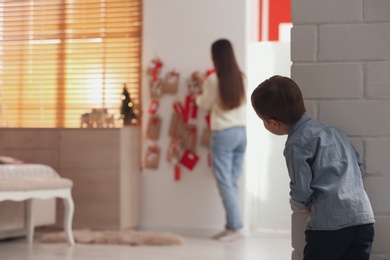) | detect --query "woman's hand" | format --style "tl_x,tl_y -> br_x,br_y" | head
192,71 -> 205,84
190,93 -> 199,101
